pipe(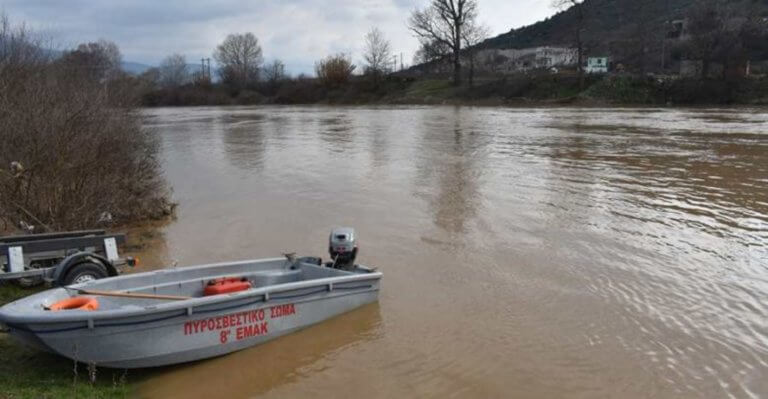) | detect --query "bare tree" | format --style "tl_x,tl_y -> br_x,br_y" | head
214,33 -> 263,88
262,59 -> 286,94
263,59 -> 286,83
552,0 -> 585,88
462,22 -> 490,86
408,0 -> 478,86
315,53 -> 356,88
159,53 -> 189,88
363,27 -> 392,80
